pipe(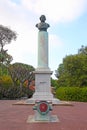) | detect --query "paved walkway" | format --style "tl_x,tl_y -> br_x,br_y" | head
0,100 -> 87,130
